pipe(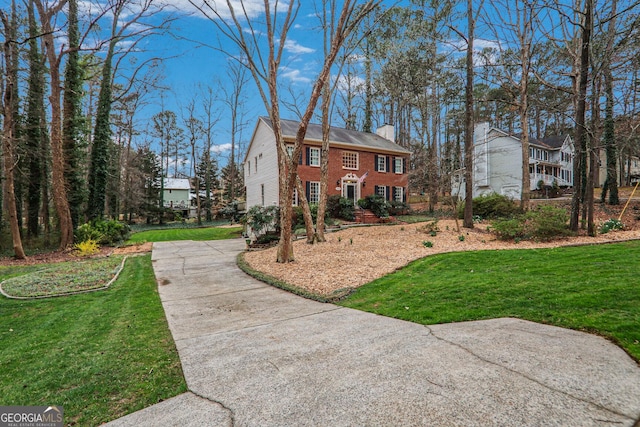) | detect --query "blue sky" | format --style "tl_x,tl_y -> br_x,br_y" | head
128,0 -> 352,167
